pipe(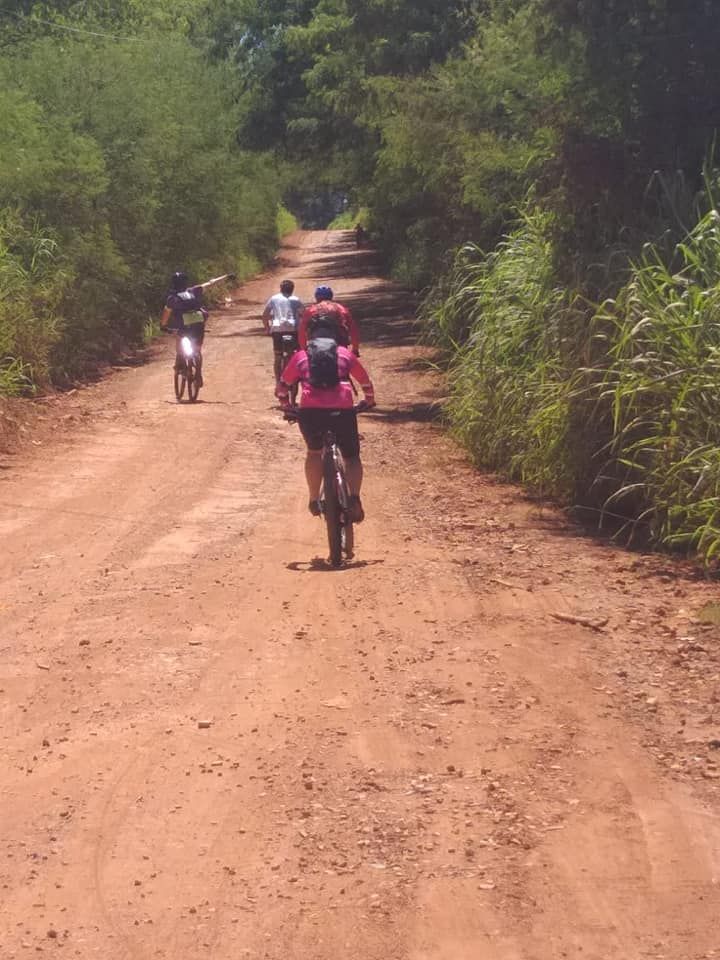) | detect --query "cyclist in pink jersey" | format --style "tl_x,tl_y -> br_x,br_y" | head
276,344 -> 375,521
